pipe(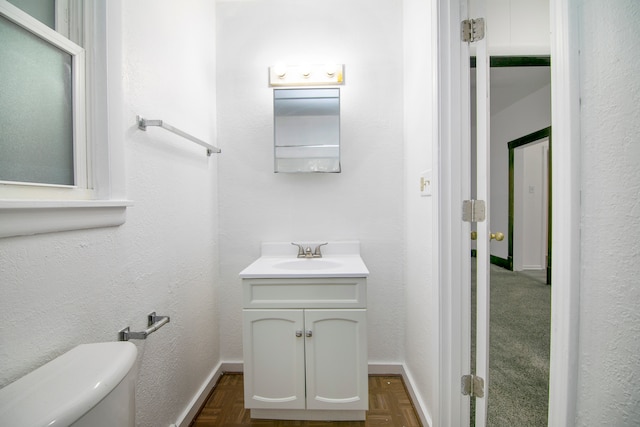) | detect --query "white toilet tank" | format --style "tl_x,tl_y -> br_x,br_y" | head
0,342 -> 137,427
